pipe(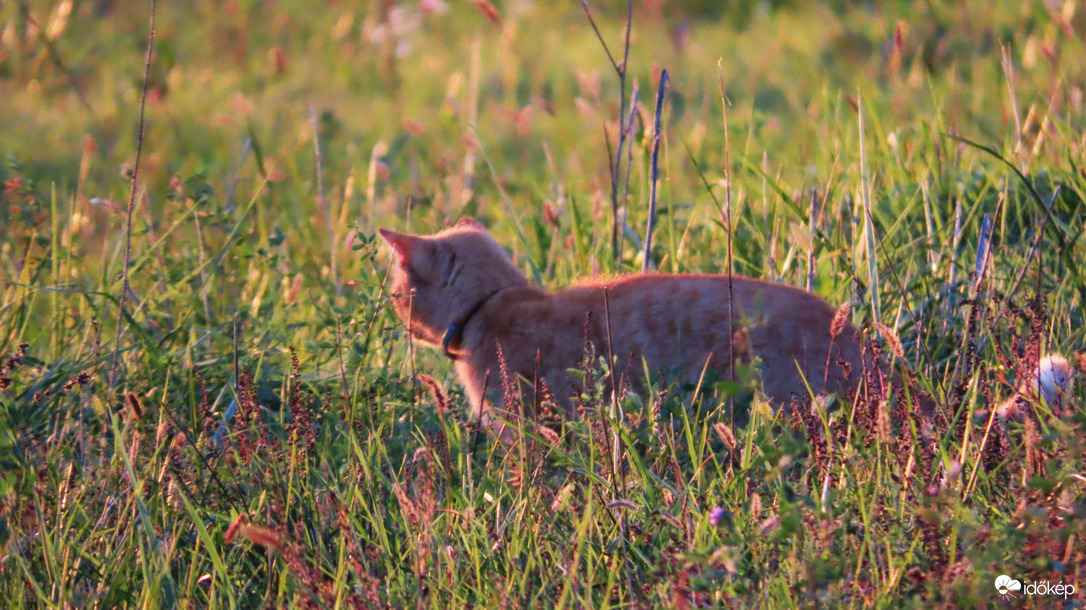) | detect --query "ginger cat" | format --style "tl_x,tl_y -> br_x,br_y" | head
378,218 -> 868,429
